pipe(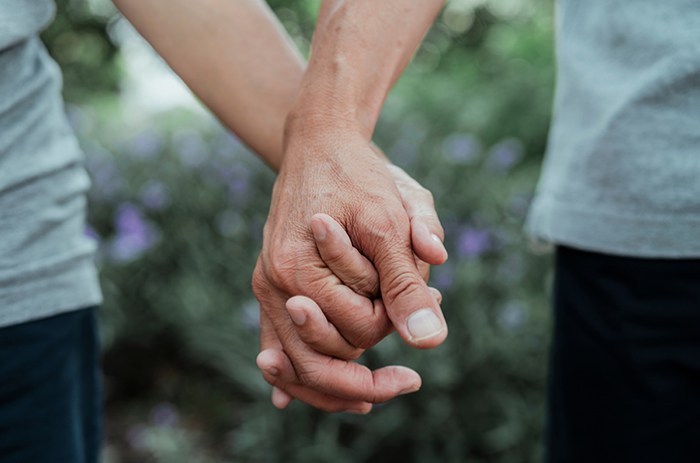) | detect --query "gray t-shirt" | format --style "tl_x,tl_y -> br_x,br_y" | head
0,0 -> 101,328
526,0 -> 700,257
